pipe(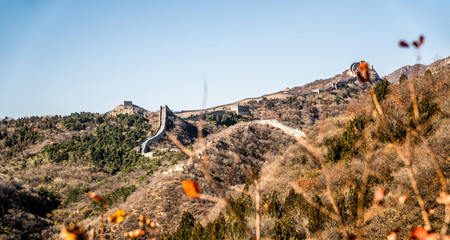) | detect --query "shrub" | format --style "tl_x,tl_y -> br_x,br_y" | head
282,189 -> 309,214
205,212 -> 226,240
206,112 -> 242,126
62,112 -> 98,130
337,187 -> 358,224
59,186 -> 89,208
272,216 -> 306,240
399,73 -> 408,83
374,78 -> 390,101
262,190 -> 282,218
417,95 -> 439,123
326,116 -> 365,163
38,187 -> 57,202
189,222 -> 206,240
378,122 -> 407,143
41,143 -> 69,163
92,185 -> 136,212
226,194 -> 252,239
306,195 -> 330,234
